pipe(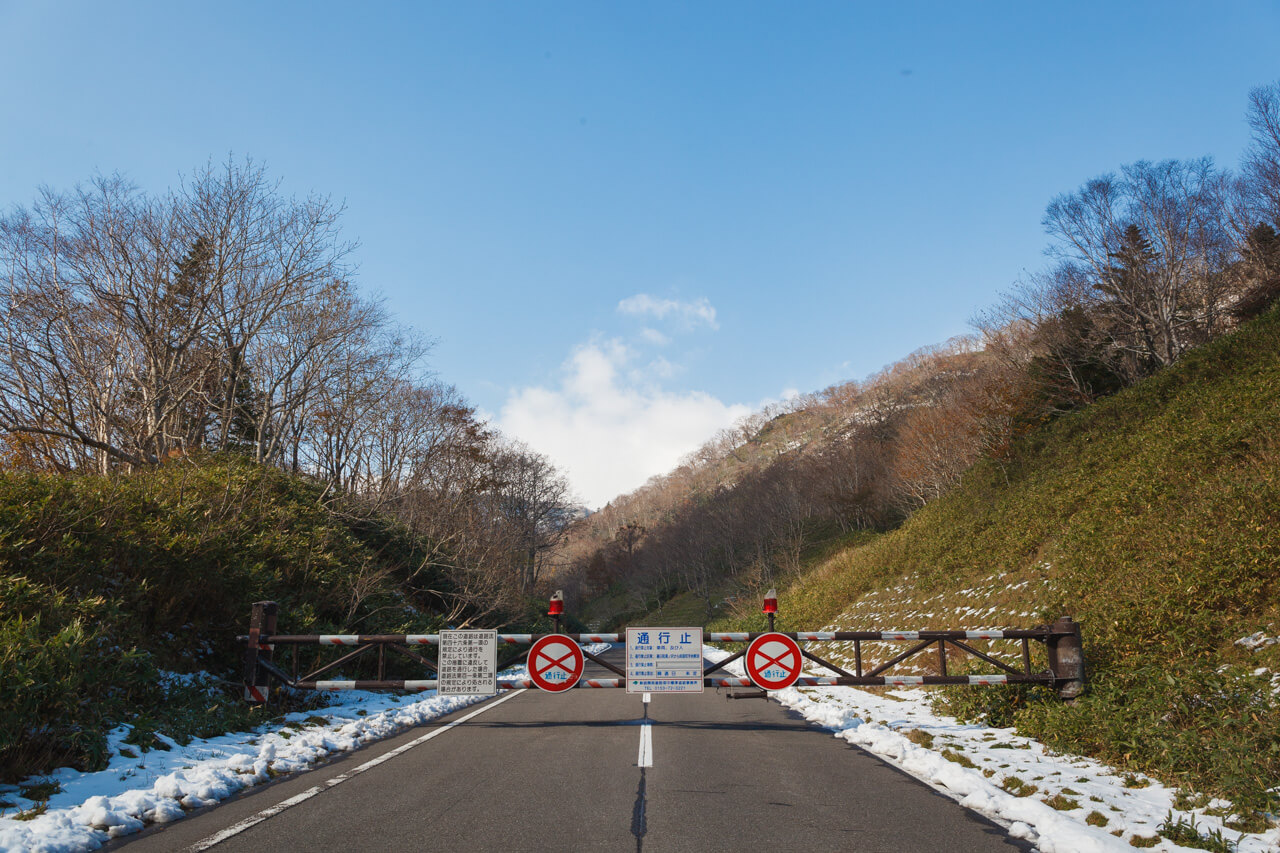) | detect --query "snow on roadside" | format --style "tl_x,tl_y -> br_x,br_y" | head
0,647 -> 575,853
704,645 -> 1280,853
